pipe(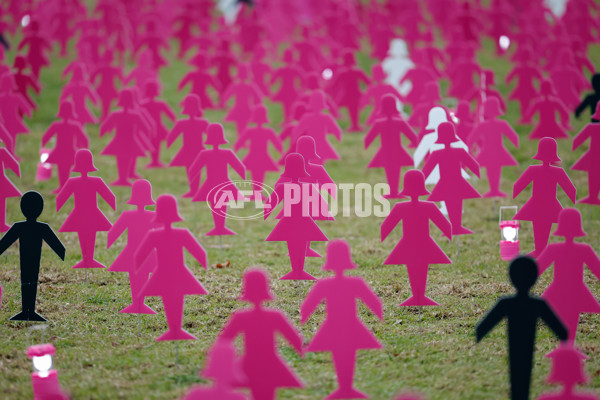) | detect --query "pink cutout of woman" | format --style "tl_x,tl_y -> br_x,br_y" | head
407,82 -> 448,135
140,80 -> 176,168
572,104 -> 600,205
294,73 -> 340,119
454,101 -> 475,143
223,64 -> 263,137
513,137 -> 577,257
361,64 -> 404,126
134,20 -> 169,69
467,97 -> 520,198
41,101 -> 89,194
91,50 -> 124,120
136,194 -> 208,341
13,55 -> 41,110
548,50 -> 589,112
446,52 -> 482,101
219,268 -> 304,400
279,102 -> 308,165
330,50 -> 370,132
124,50 -> 158,93
57,149 -> 116,269
212,40 -> 238,107
0,75 -> 32,155
0,146 -> 20,232
270,49 -> 305,121
301,239 -> 383,399
398,56 -> 437,108
265,153 -> 328,280
107,179 -> 157,315
250,44 -> 273,97
17,21 -> 52,79
537,208 -> 600,343
505,49 -> 544,116
523,80 -> 572,141
60,64 -> 99,126
423,122 -> 481,235
365,94 -> 417,198
167,94 -> 209,198
180,52 -> 220,110
381,169 -> 452,306
190,123 -> 246,236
